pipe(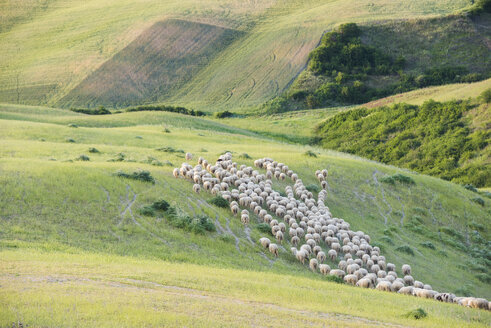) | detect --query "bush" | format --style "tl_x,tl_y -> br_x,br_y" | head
214,110 -> 234,118
165,208 -> 215,234
256,223 -> 272,235
126,105 -> 205,117
304,150 -> 317,157
208,196 -> 229,208
152,199 -> 170,211
380,236 -> 394,245
404,308 -> 427,320
108,152 -> 126,162
395,245 -> 414,256
478,88 -> 491,103
75,154 -> 90,161
381,174 -> 415,185
66,138 -> 76,143
471,197 -> 485,206
70,106 -> 111,115
325,275 -> 344,284
115,170 -> 155,184
68,123 -> 78,128
156,146 -> 185,153
239,153 -> 252,159
306,184 -> 320,193
420,242 -> 436,250
464,184 -> 478,192
139,205 -> 156,216
88,147 -> 100,153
